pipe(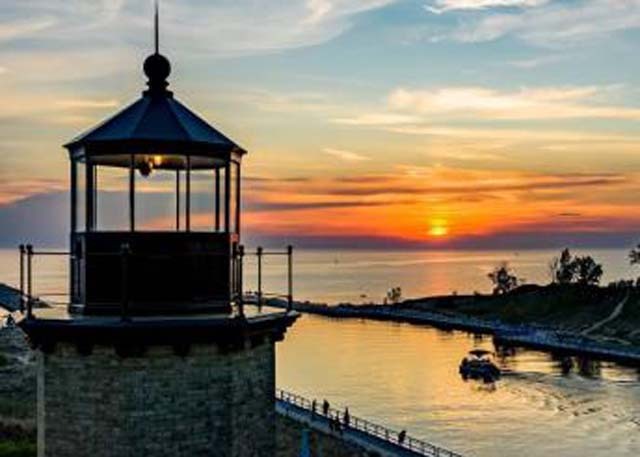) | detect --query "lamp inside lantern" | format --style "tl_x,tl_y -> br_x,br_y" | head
139,158 -> 154,177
